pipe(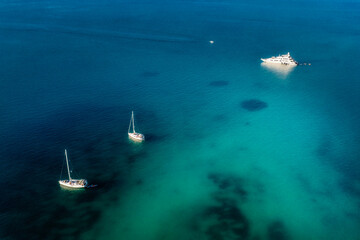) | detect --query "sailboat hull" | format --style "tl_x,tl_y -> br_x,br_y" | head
128,132 -> 145,142
59,179 -> 87,189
